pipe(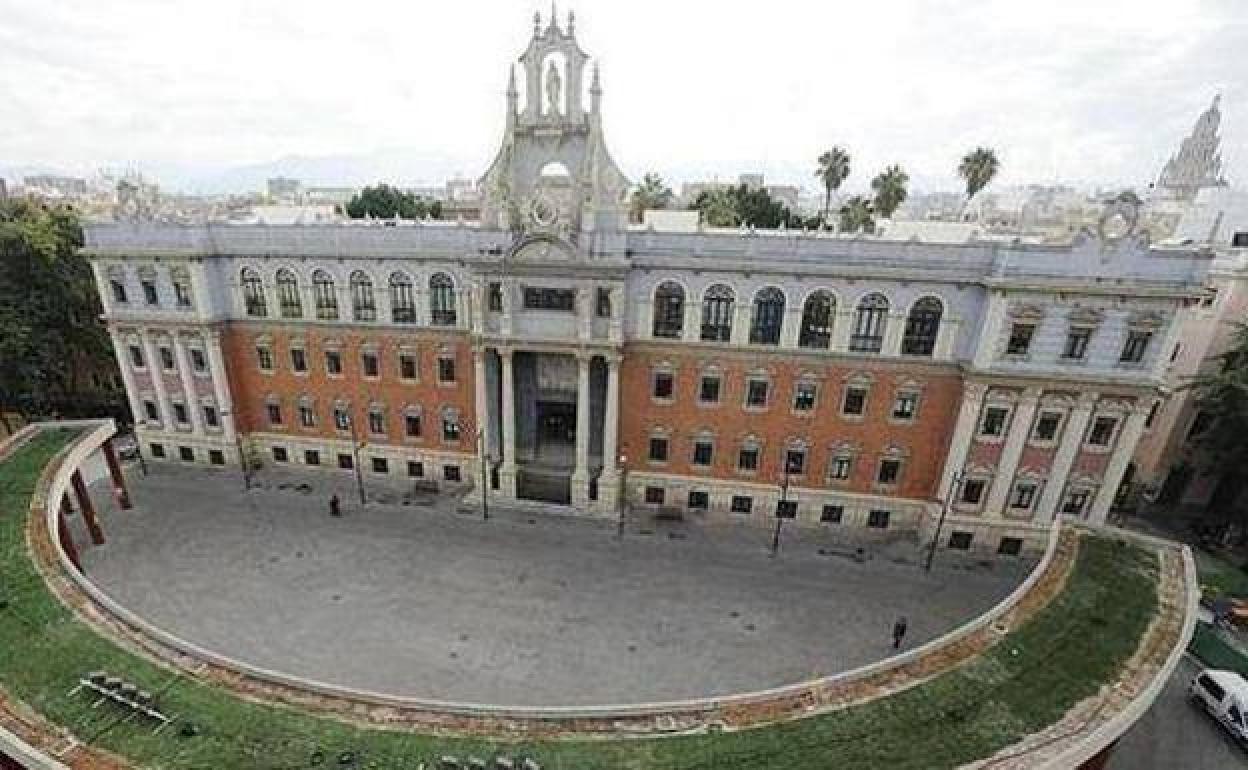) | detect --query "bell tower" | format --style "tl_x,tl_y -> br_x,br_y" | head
479,9 -> 629,250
